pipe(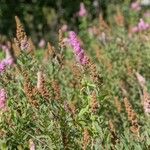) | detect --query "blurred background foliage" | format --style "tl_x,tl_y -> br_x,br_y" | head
0,0 -> 128,43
